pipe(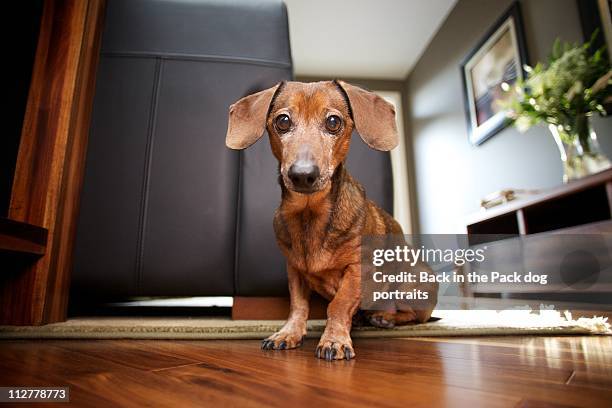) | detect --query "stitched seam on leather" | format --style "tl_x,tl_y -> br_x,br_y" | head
232,150 -> 243,295
136,57 -> 163,295
101,51 -> 291,69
